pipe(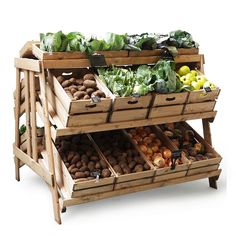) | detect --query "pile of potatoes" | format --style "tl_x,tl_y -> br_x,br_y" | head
56,134 -> 111,181
159,123 -> 214,161
57,73 -> 106,100
92,131 -> 151,175
127,126 -> 176,168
